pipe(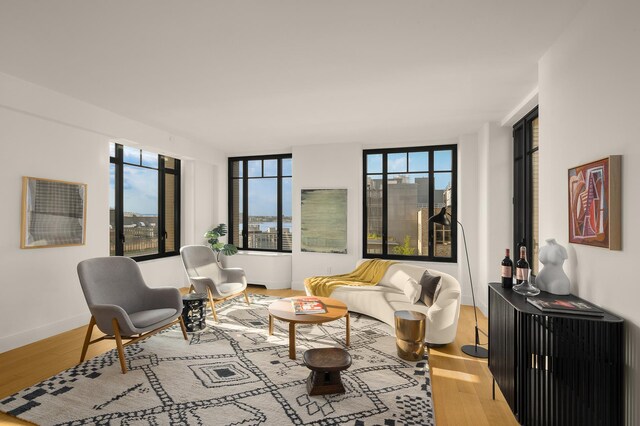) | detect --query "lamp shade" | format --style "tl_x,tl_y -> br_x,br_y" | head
427,207 -> 451,226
